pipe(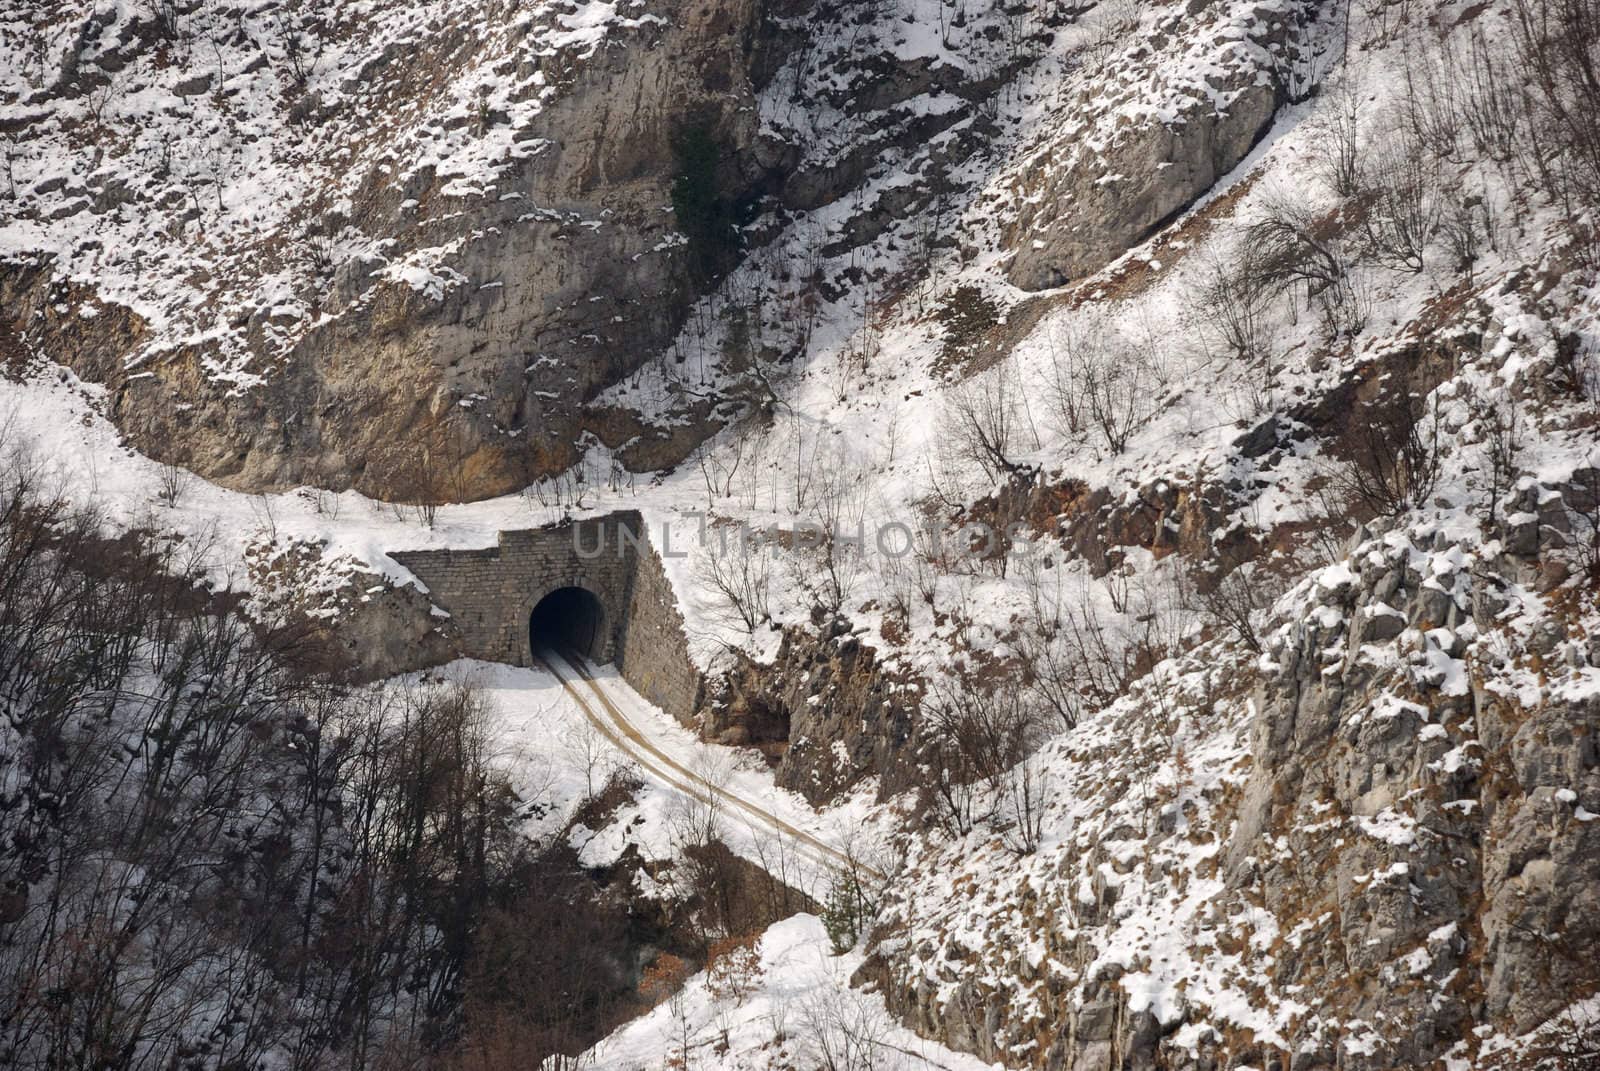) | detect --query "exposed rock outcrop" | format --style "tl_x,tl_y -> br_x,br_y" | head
700,619 -> 923,805
3,0 -> 792,500
1002,0 -> 1320,290
860,505 -> 1600,1069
